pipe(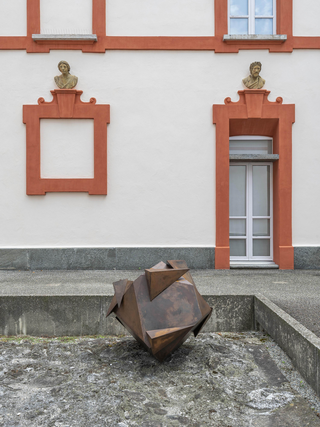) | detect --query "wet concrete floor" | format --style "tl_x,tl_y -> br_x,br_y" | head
0,332 -> 319,427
